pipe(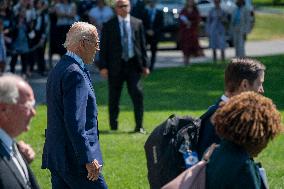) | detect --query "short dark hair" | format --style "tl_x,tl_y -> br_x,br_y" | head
224,58 -> 265,93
